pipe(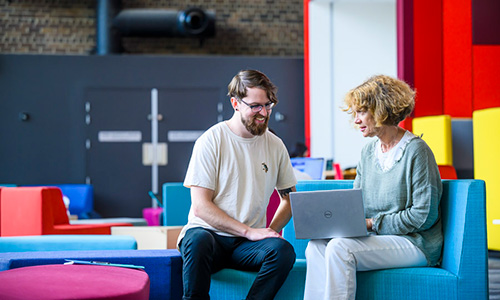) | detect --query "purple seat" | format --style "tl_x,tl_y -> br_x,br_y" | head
0,264 -> 149,300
